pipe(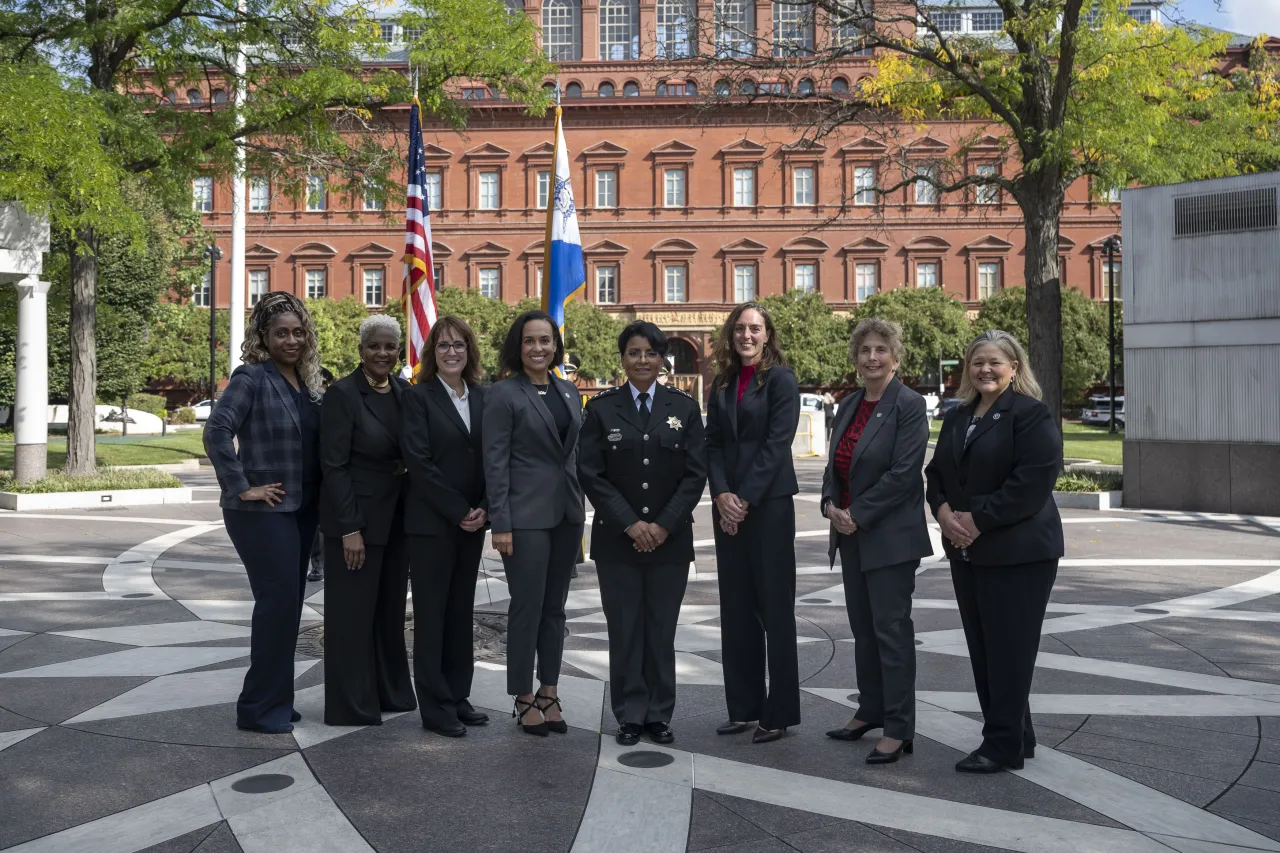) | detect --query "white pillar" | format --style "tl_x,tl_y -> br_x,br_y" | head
228,14 -> 248,373
14,276 -> 50,483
